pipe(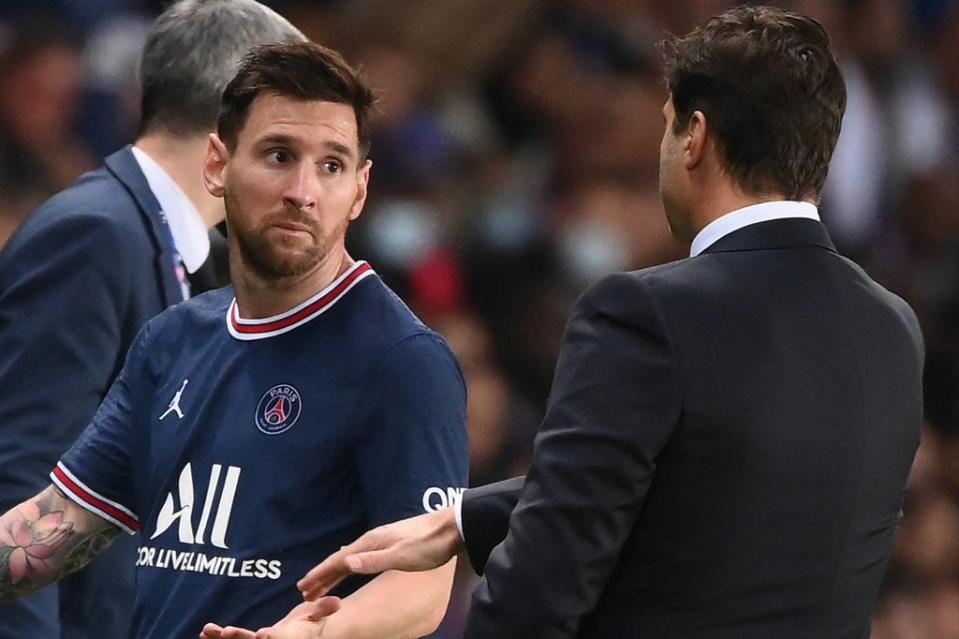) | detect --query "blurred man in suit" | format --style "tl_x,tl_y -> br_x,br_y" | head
297,6 -> 924,639
0,2 -> 304,637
